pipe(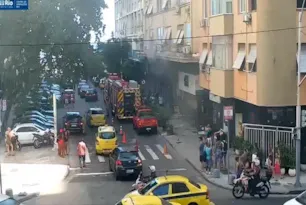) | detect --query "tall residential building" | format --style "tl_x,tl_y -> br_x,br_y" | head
143,0 -> 200,122
114,0 -> 145,58
193,0 -> 306,136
